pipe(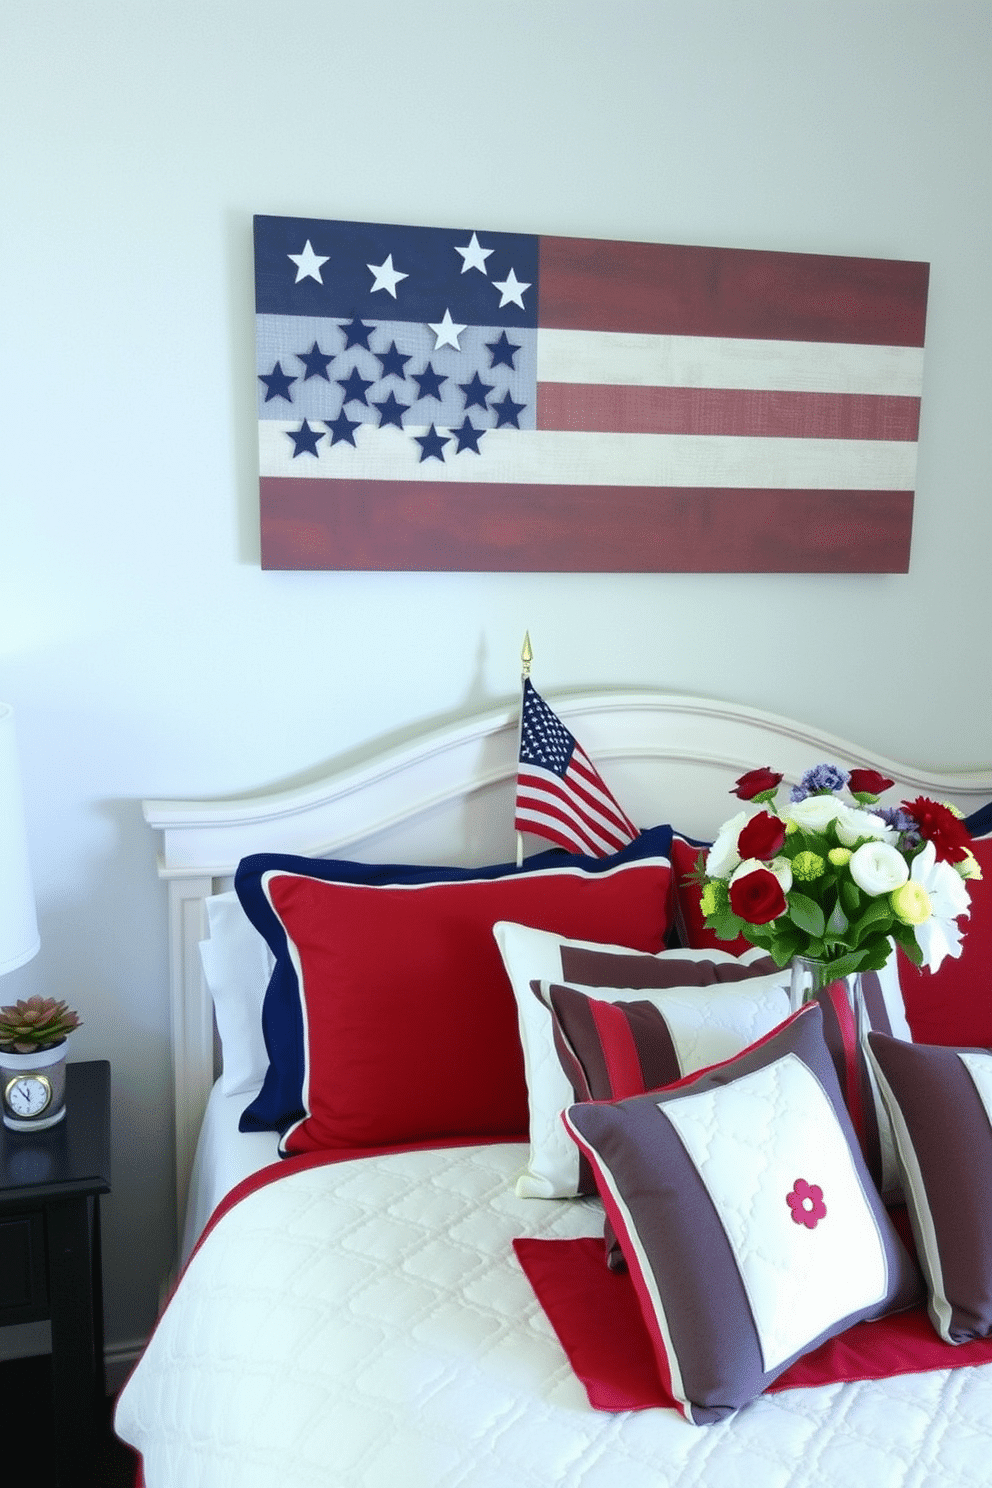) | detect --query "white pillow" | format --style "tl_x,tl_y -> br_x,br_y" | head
199,890 -> 273,1096
493,920 -> 791,1198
